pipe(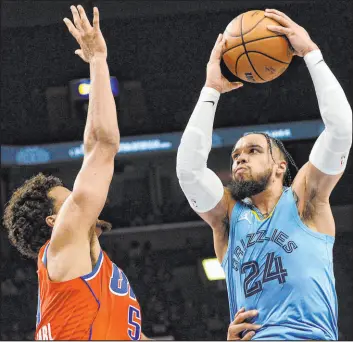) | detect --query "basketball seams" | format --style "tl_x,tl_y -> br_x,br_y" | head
246,51 -> 290,65
225,15 -> 266,38
240,14 -> 265,81
235,50 -> 289,78
223,34 -> 286,55
235,52 -> 245,76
